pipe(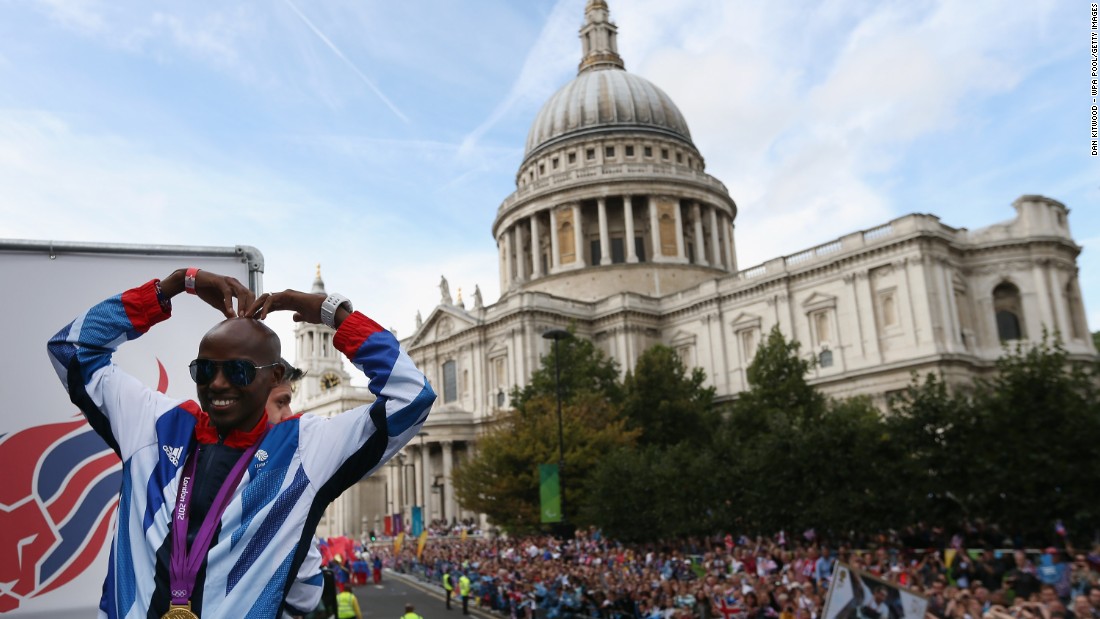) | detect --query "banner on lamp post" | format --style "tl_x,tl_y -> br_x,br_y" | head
411,506 -> 423,537
539,463 -> 562,524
